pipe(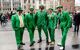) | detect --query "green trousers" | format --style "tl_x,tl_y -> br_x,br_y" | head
61,27 -> 69,46
15,27 -> 24,47
37,25 -> 48,41
28,27 -> 35,44
48,28 -> 55,42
